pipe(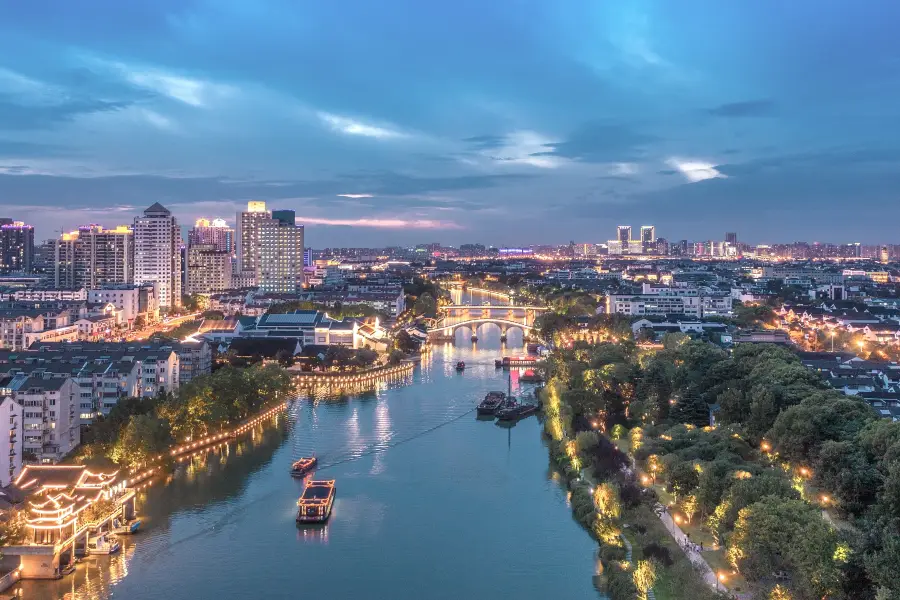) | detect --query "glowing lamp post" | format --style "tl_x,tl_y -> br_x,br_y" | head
717,572 -> 726,591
